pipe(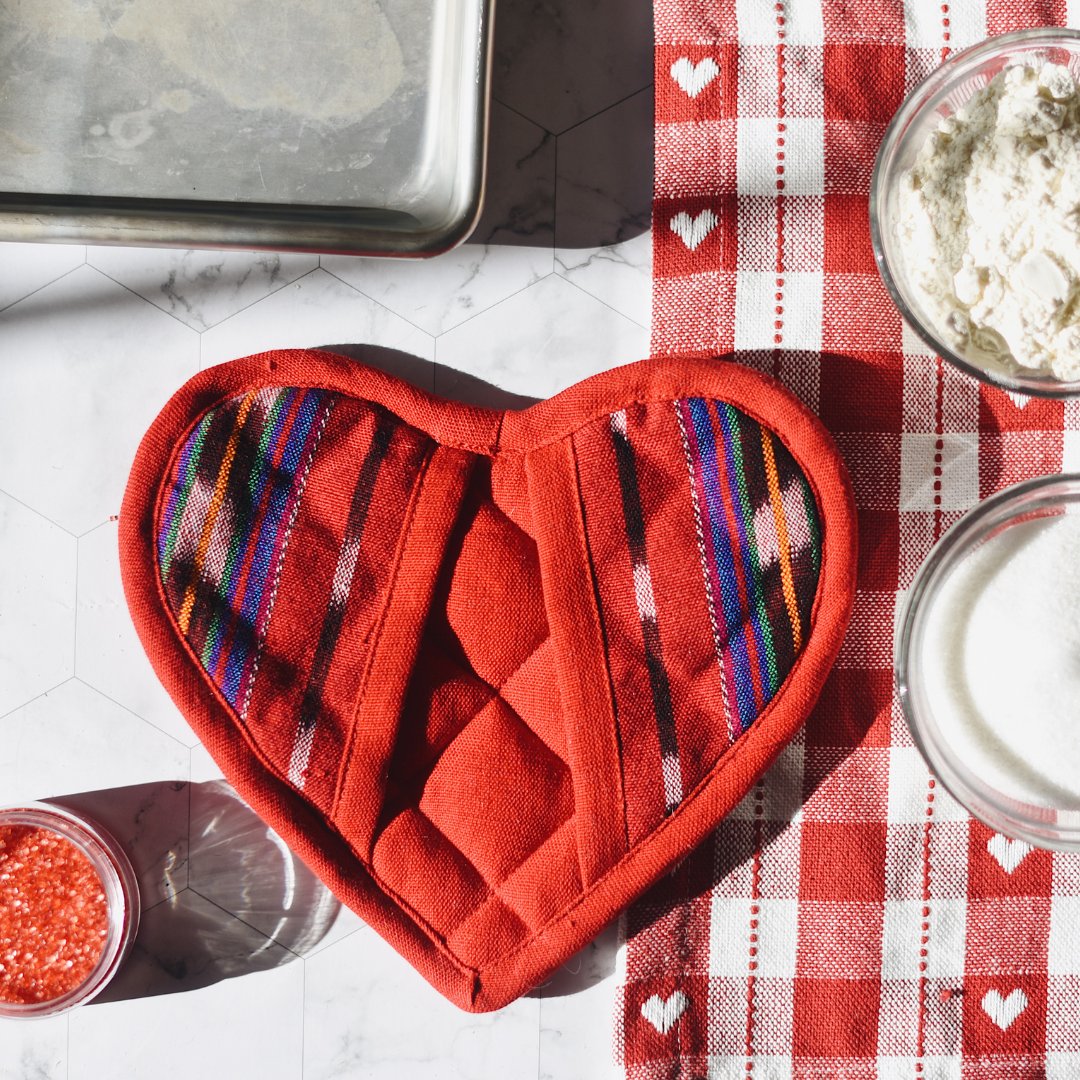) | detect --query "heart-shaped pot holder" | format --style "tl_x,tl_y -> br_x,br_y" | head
120,351 -> 856,1011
